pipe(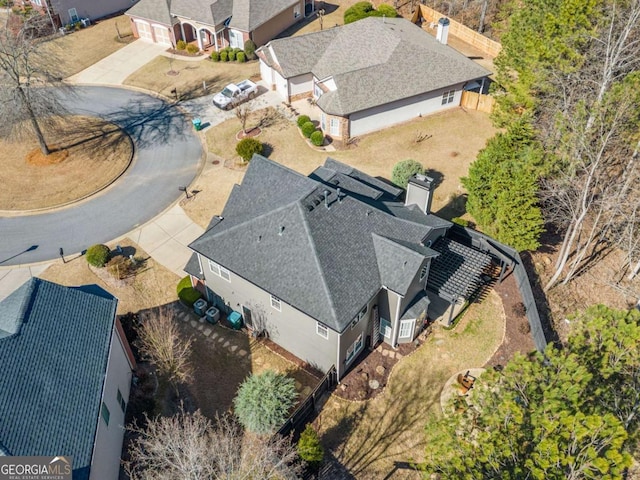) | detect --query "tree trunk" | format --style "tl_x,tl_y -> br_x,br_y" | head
17,86 -> 50,155
478,0 -> 488,33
